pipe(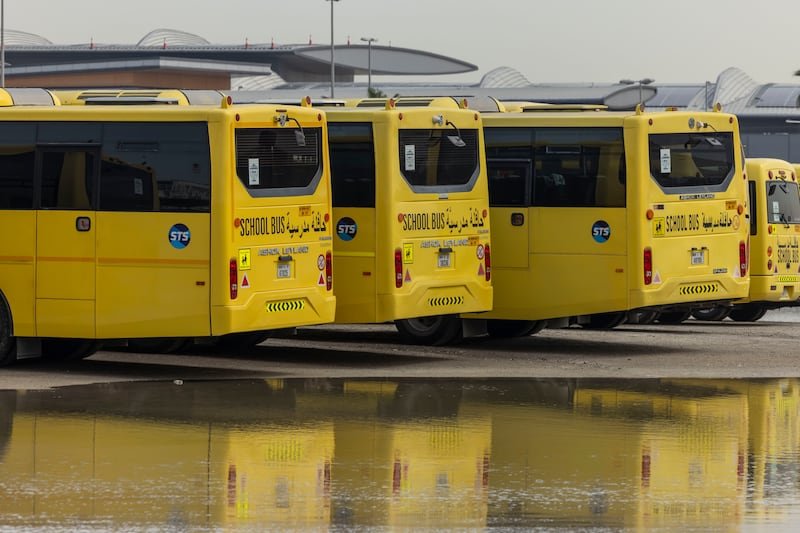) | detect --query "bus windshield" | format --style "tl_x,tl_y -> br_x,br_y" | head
398,128 -> 479,191
649,132 -> 735,190
235,127 -> 322,194
766,180 -> 800,224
